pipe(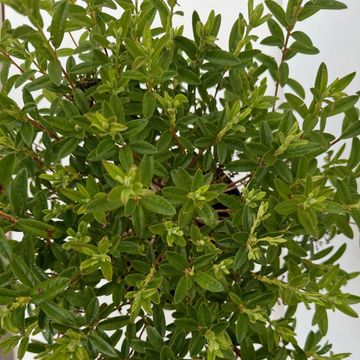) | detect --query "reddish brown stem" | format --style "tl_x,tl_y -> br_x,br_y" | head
26,116 -> 59,140
0,49 -> 25,74
272,28 -> 291,111
0,210 -> 16,224
234,346 -> 242,358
